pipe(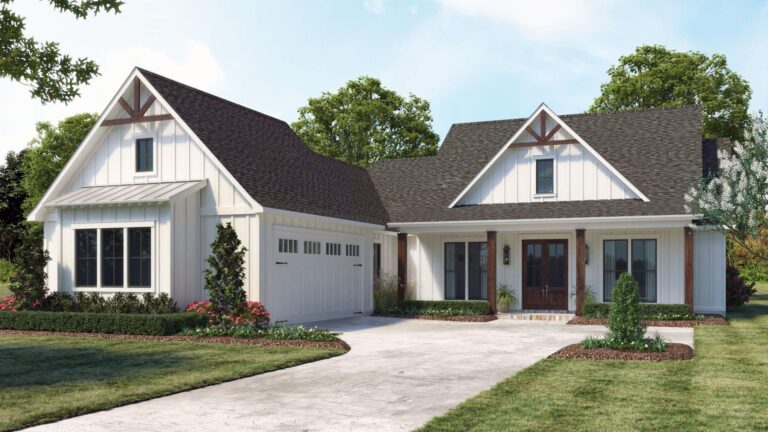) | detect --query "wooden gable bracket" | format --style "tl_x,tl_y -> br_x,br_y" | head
100,77 -> 173,127
510,111 -> 578,149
